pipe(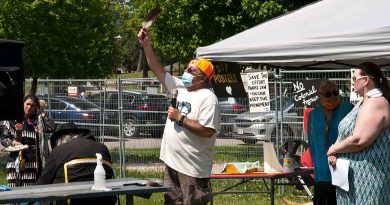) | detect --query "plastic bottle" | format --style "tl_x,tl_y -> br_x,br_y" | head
94,153 -> 106,190
282,154 -> 294,173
